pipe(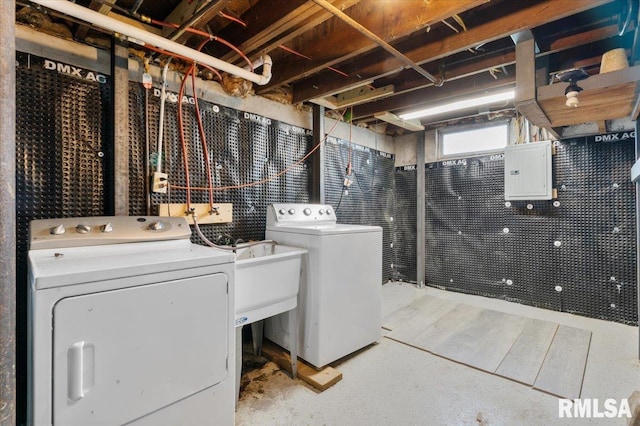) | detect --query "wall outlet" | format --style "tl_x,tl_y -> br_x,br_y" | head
152,172 -> 168,193
157,203 -> 233,224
